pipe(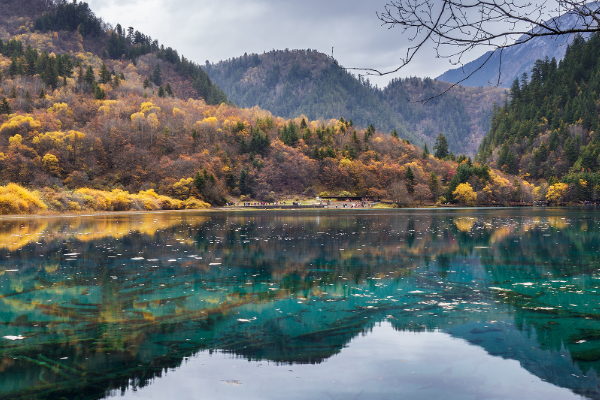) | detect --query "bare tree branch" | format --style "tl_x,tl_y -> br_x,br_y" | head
332,0 -> 600,102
